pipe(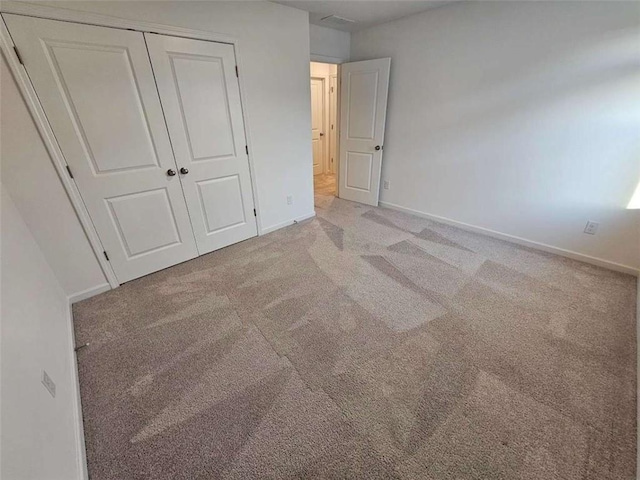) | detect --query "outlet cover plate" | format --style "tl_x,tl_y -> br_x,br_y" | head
42,370 -> 56,398
584,221 -> 599,235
